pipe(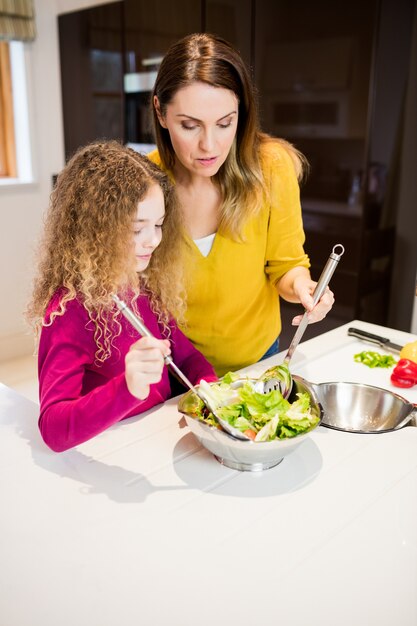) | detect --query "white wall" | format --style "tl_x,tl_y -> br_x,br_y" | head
0,0 -> 112,362
0,0 -> 63,361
